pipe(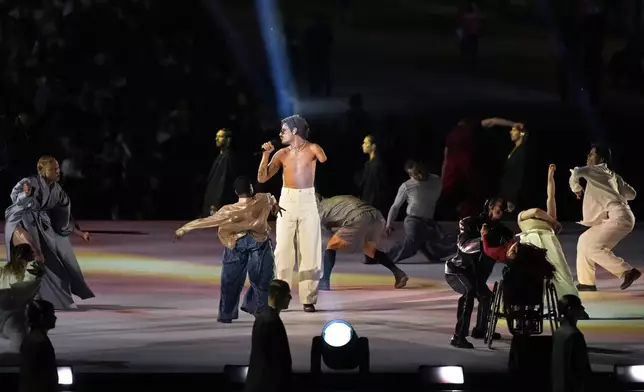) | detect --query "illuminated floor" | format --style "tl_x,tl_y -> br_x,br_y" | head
1,221 -> 643,373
